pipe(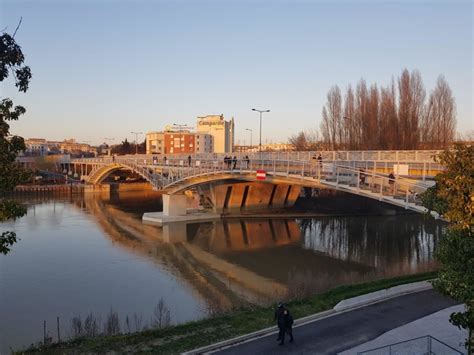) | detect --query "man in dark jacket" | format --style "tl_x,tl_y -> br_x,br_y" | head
280,308 -> 294,345
273,302 -> 285,342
